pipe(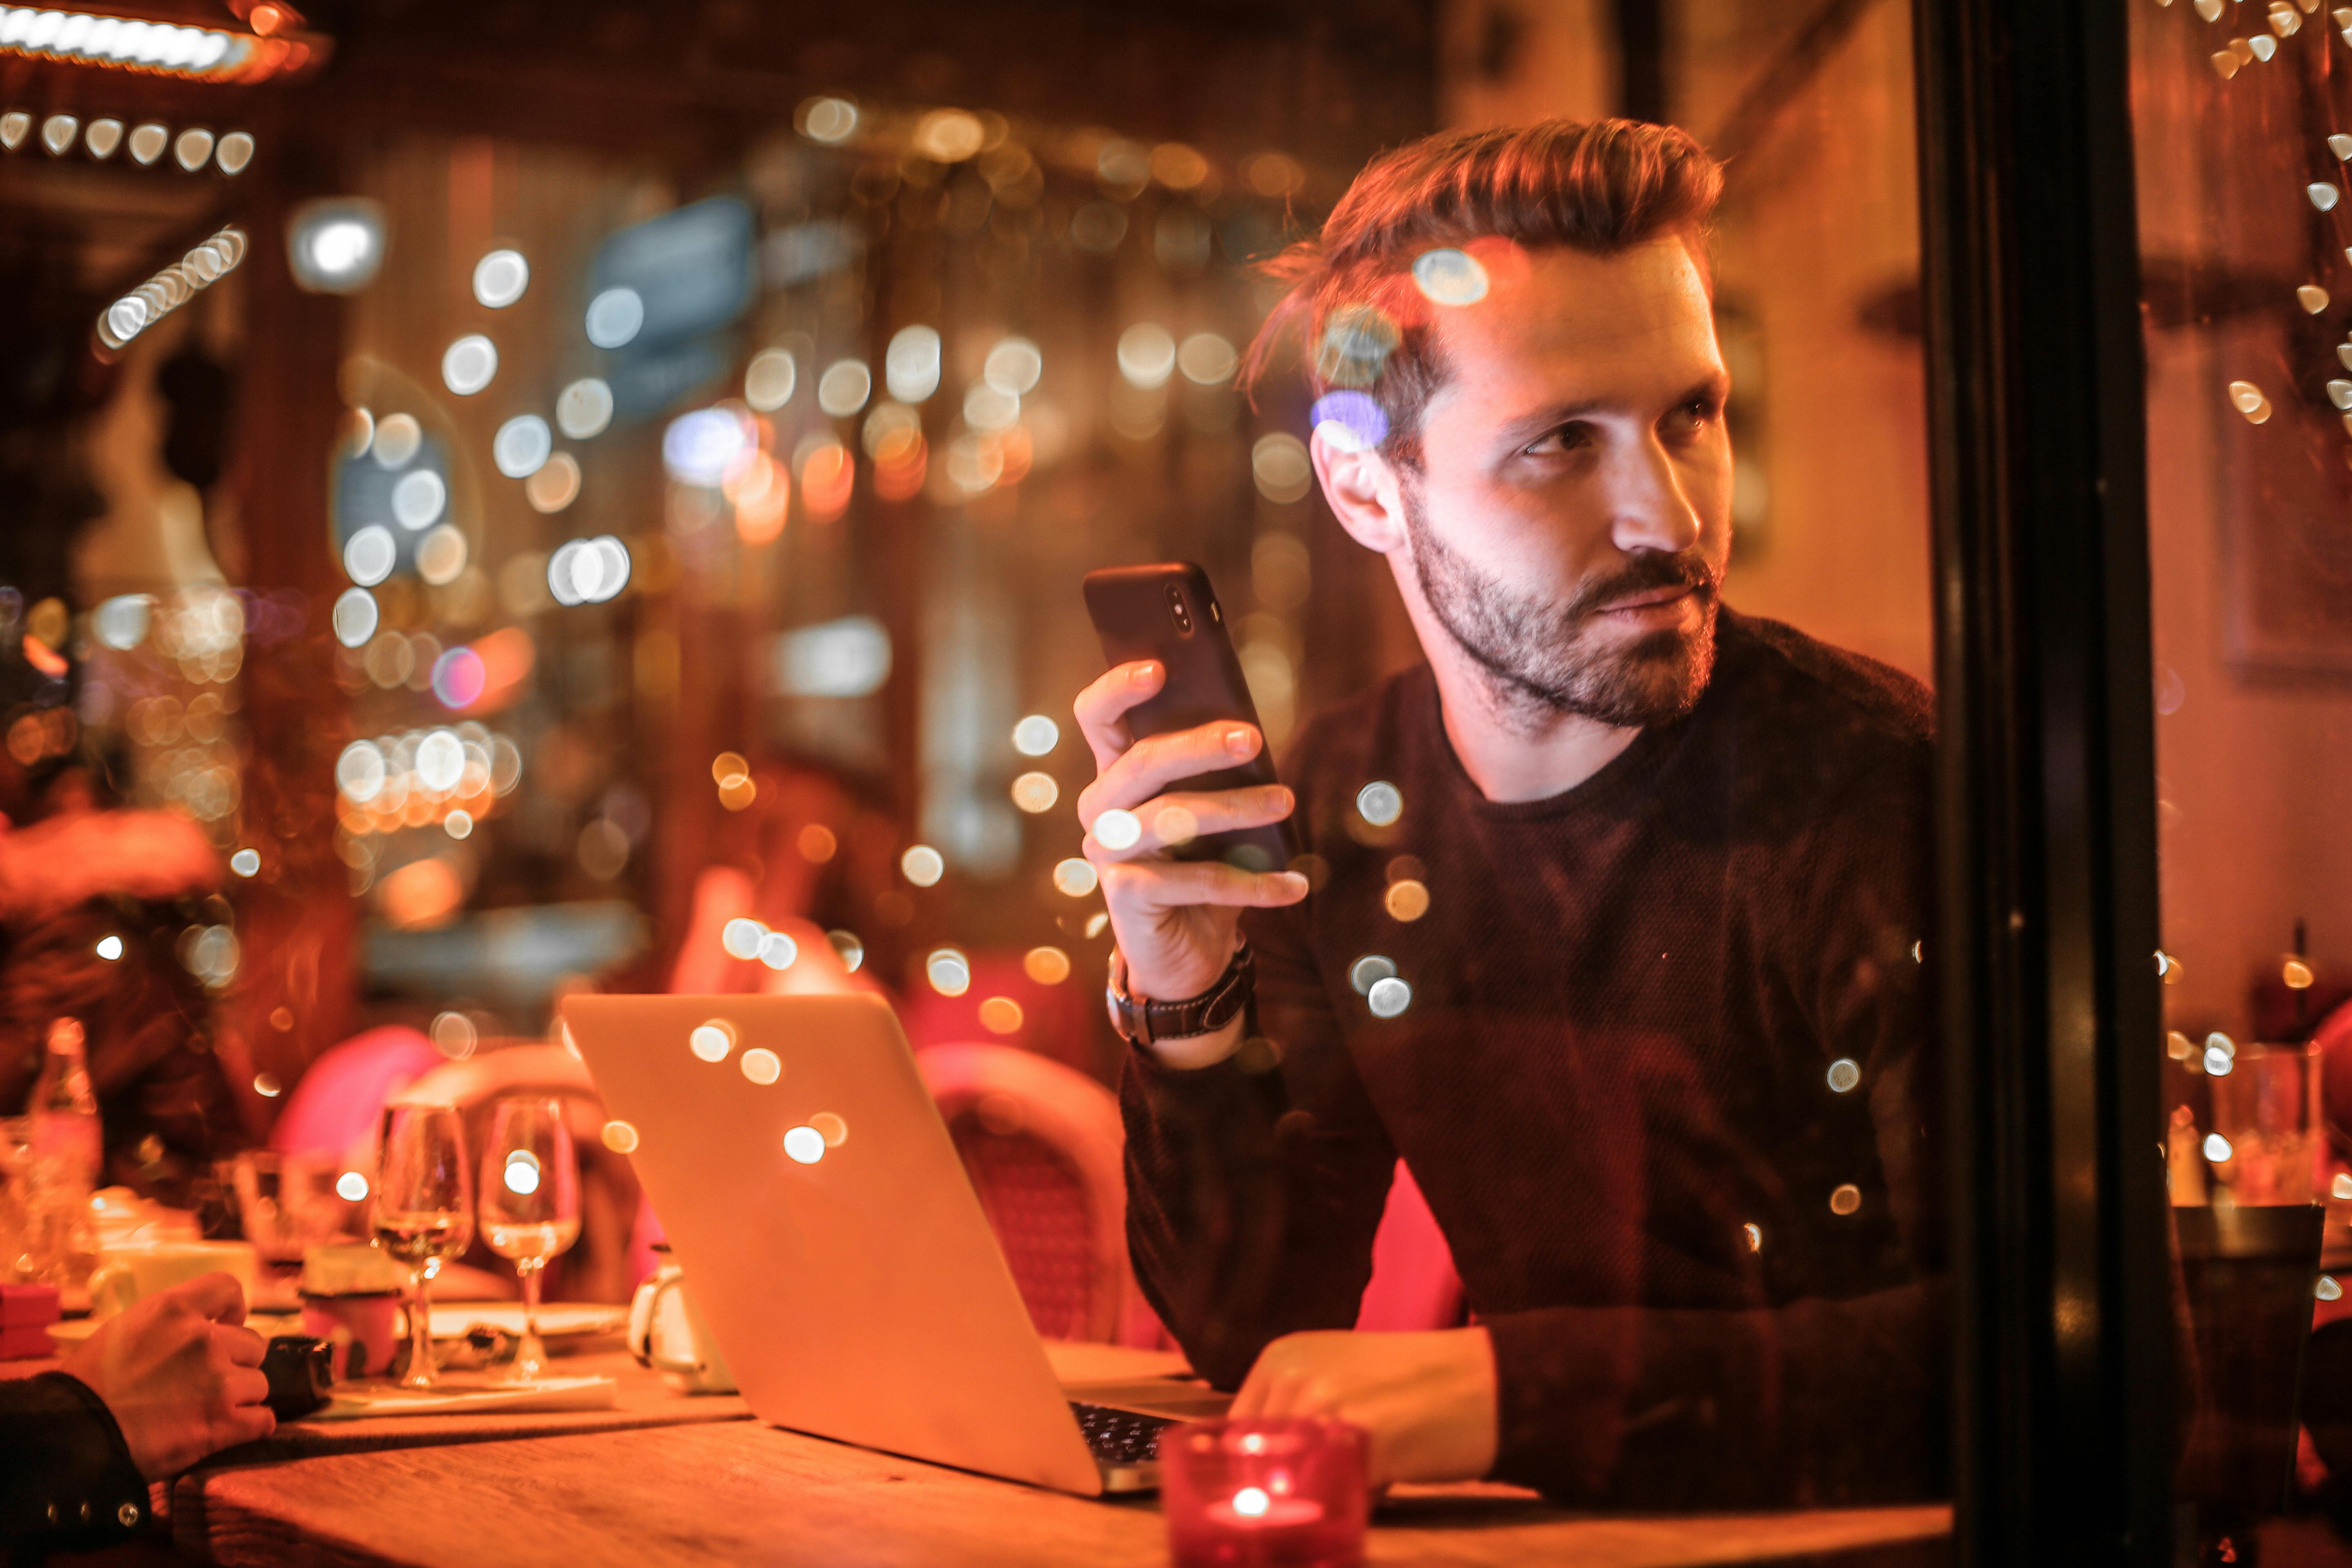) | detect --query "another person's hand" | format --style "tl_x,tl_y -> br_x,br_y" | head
1231,1327 -> 1499,1487
1073,659 -> 1307,1008
58,1272 -> 275,1477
